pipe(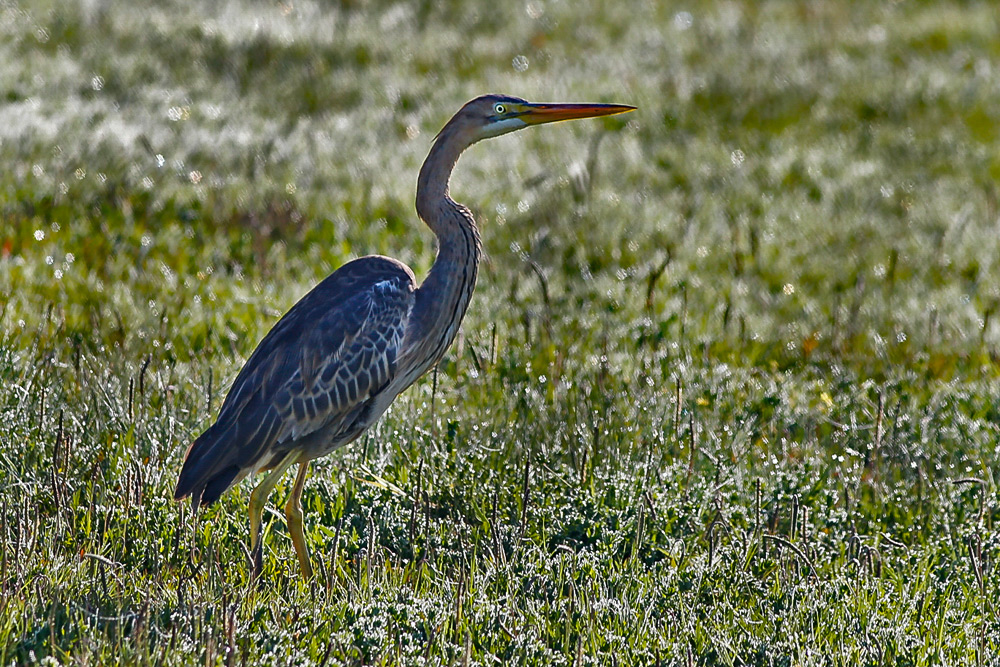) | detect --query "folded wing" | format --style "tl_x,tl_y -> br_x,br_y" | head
174,257 -> 415,507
